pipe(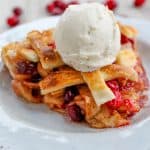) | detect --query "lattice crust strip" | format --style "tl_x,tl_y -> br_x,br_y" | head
81,70 -> 115,105
39,64 -> 138,94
